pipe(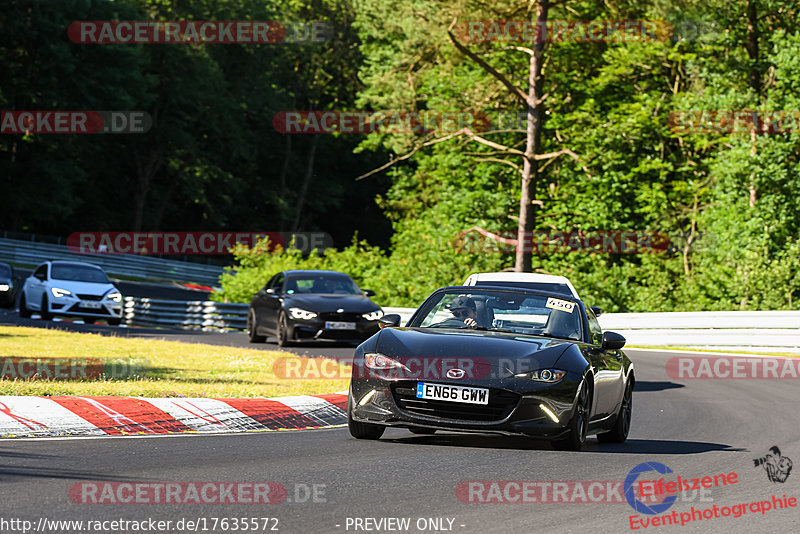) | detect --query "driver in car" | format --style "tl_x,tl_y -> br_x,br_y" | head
449,296 -> 480,329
